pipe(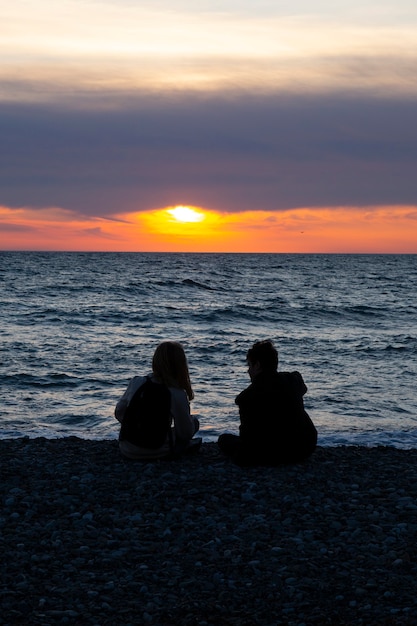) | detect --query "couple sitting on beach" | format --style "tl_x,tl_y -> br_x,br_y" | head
115,340 -> 317,466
